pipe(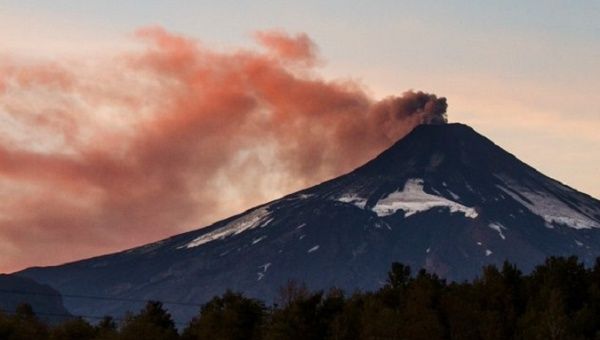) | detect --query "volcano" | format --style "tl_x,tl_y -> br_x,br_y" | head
17,123 -> 600,323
